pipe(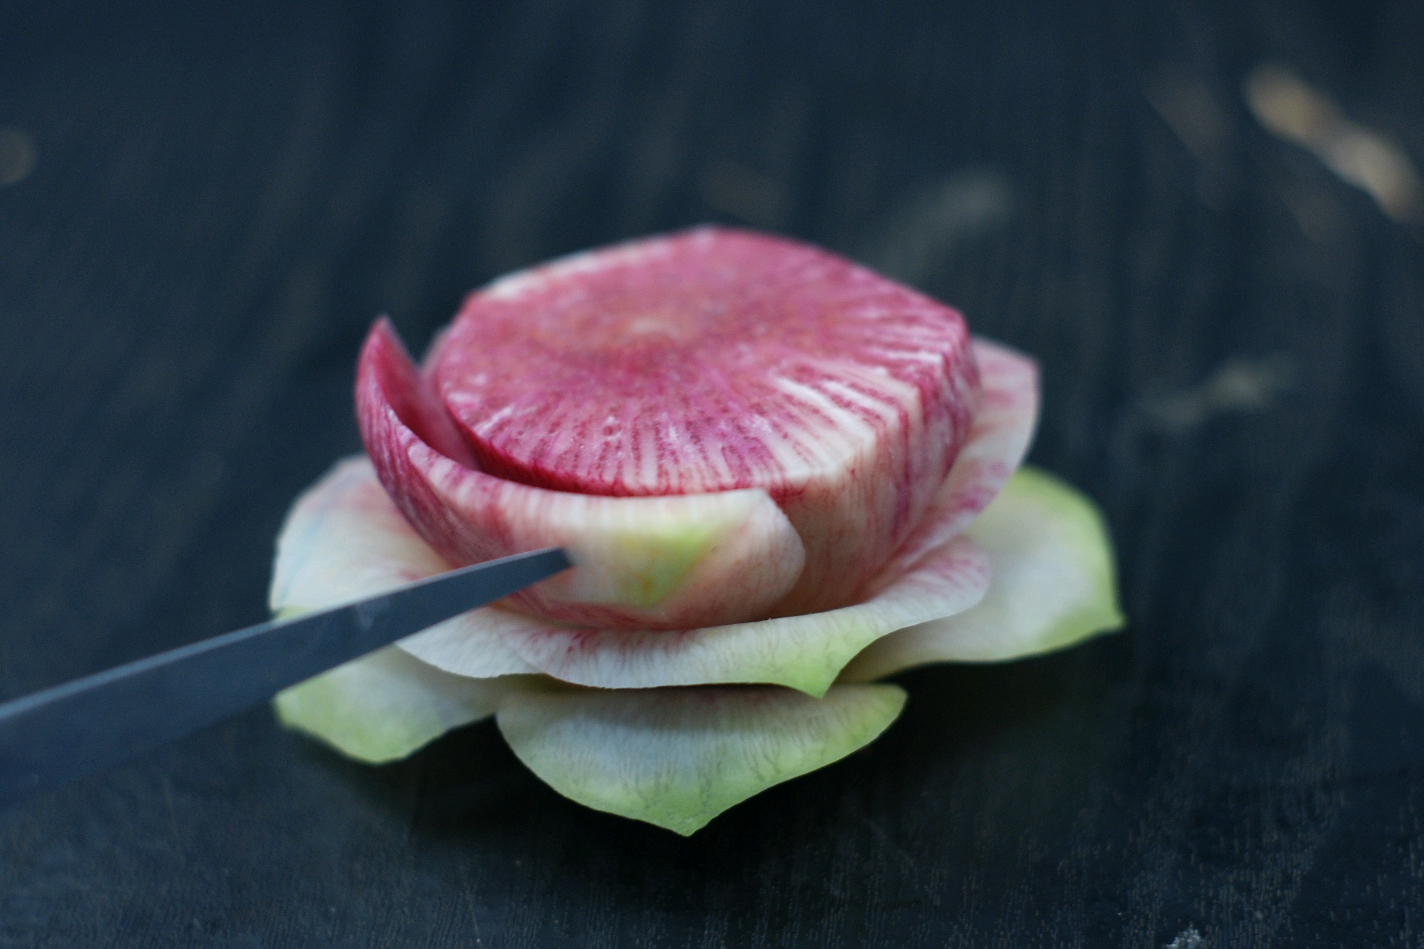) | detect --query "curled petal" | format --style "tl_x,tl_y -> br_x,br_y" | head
358,320 -> 807,630
404,536 -> 989,697
839,466 -> 1125,682
269,455 -> 535,678
942,339 -> 1041,533
496,682 -> 907,835
862,337 -> 1039,592
273,646 -> 507,763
